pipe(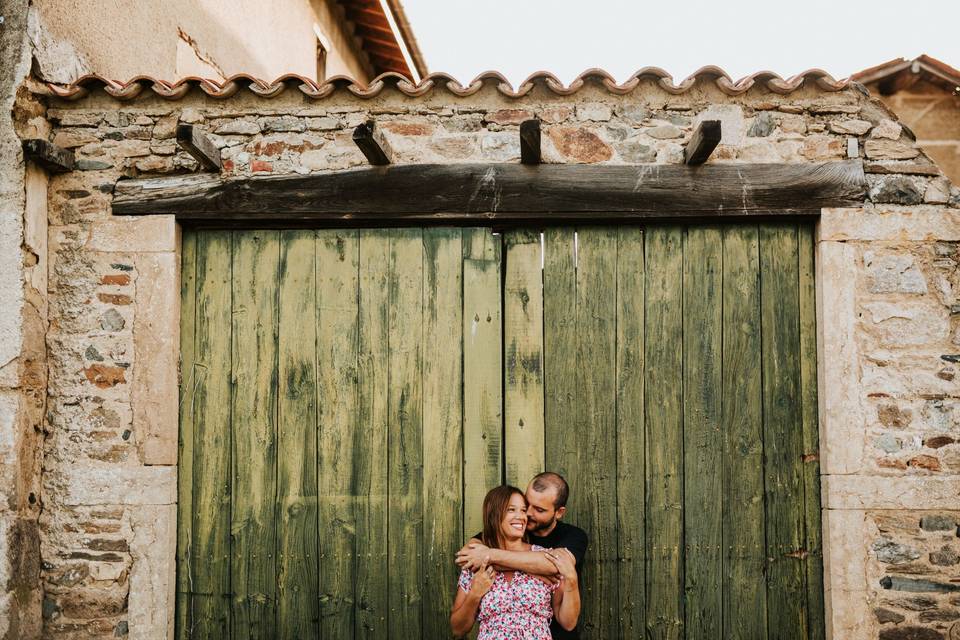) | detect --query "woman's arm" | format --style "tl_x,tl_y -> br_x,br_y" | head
450,586 -> 482,637
450,562 -> 495,637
